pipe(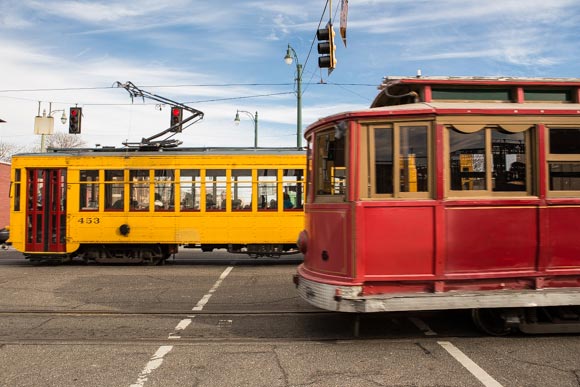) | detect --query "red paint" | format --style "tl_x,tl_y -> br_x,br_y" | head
299,78 -> 580,302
